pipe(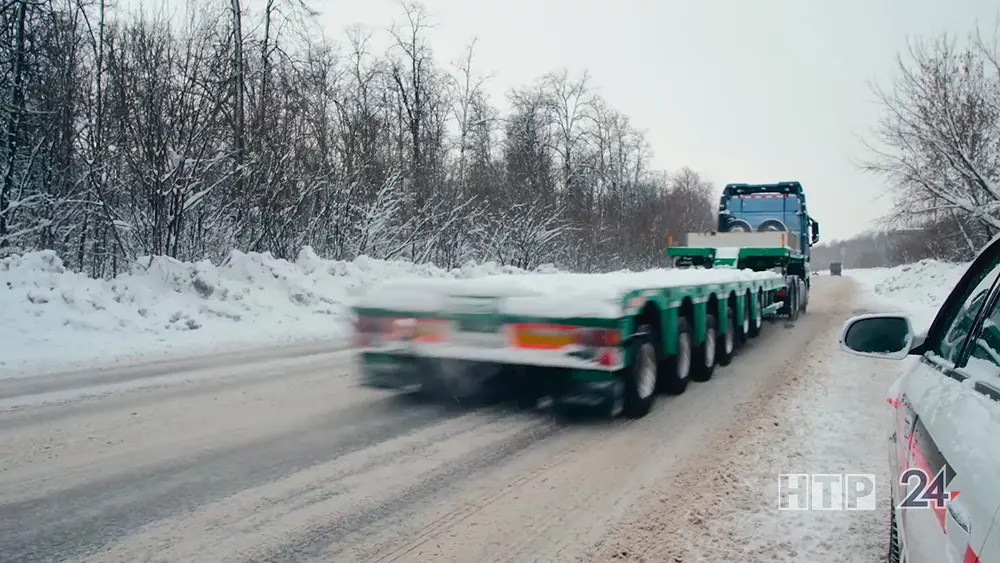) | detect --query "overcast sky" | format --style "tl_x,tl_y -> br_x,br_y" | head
315,0 -> 997,242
